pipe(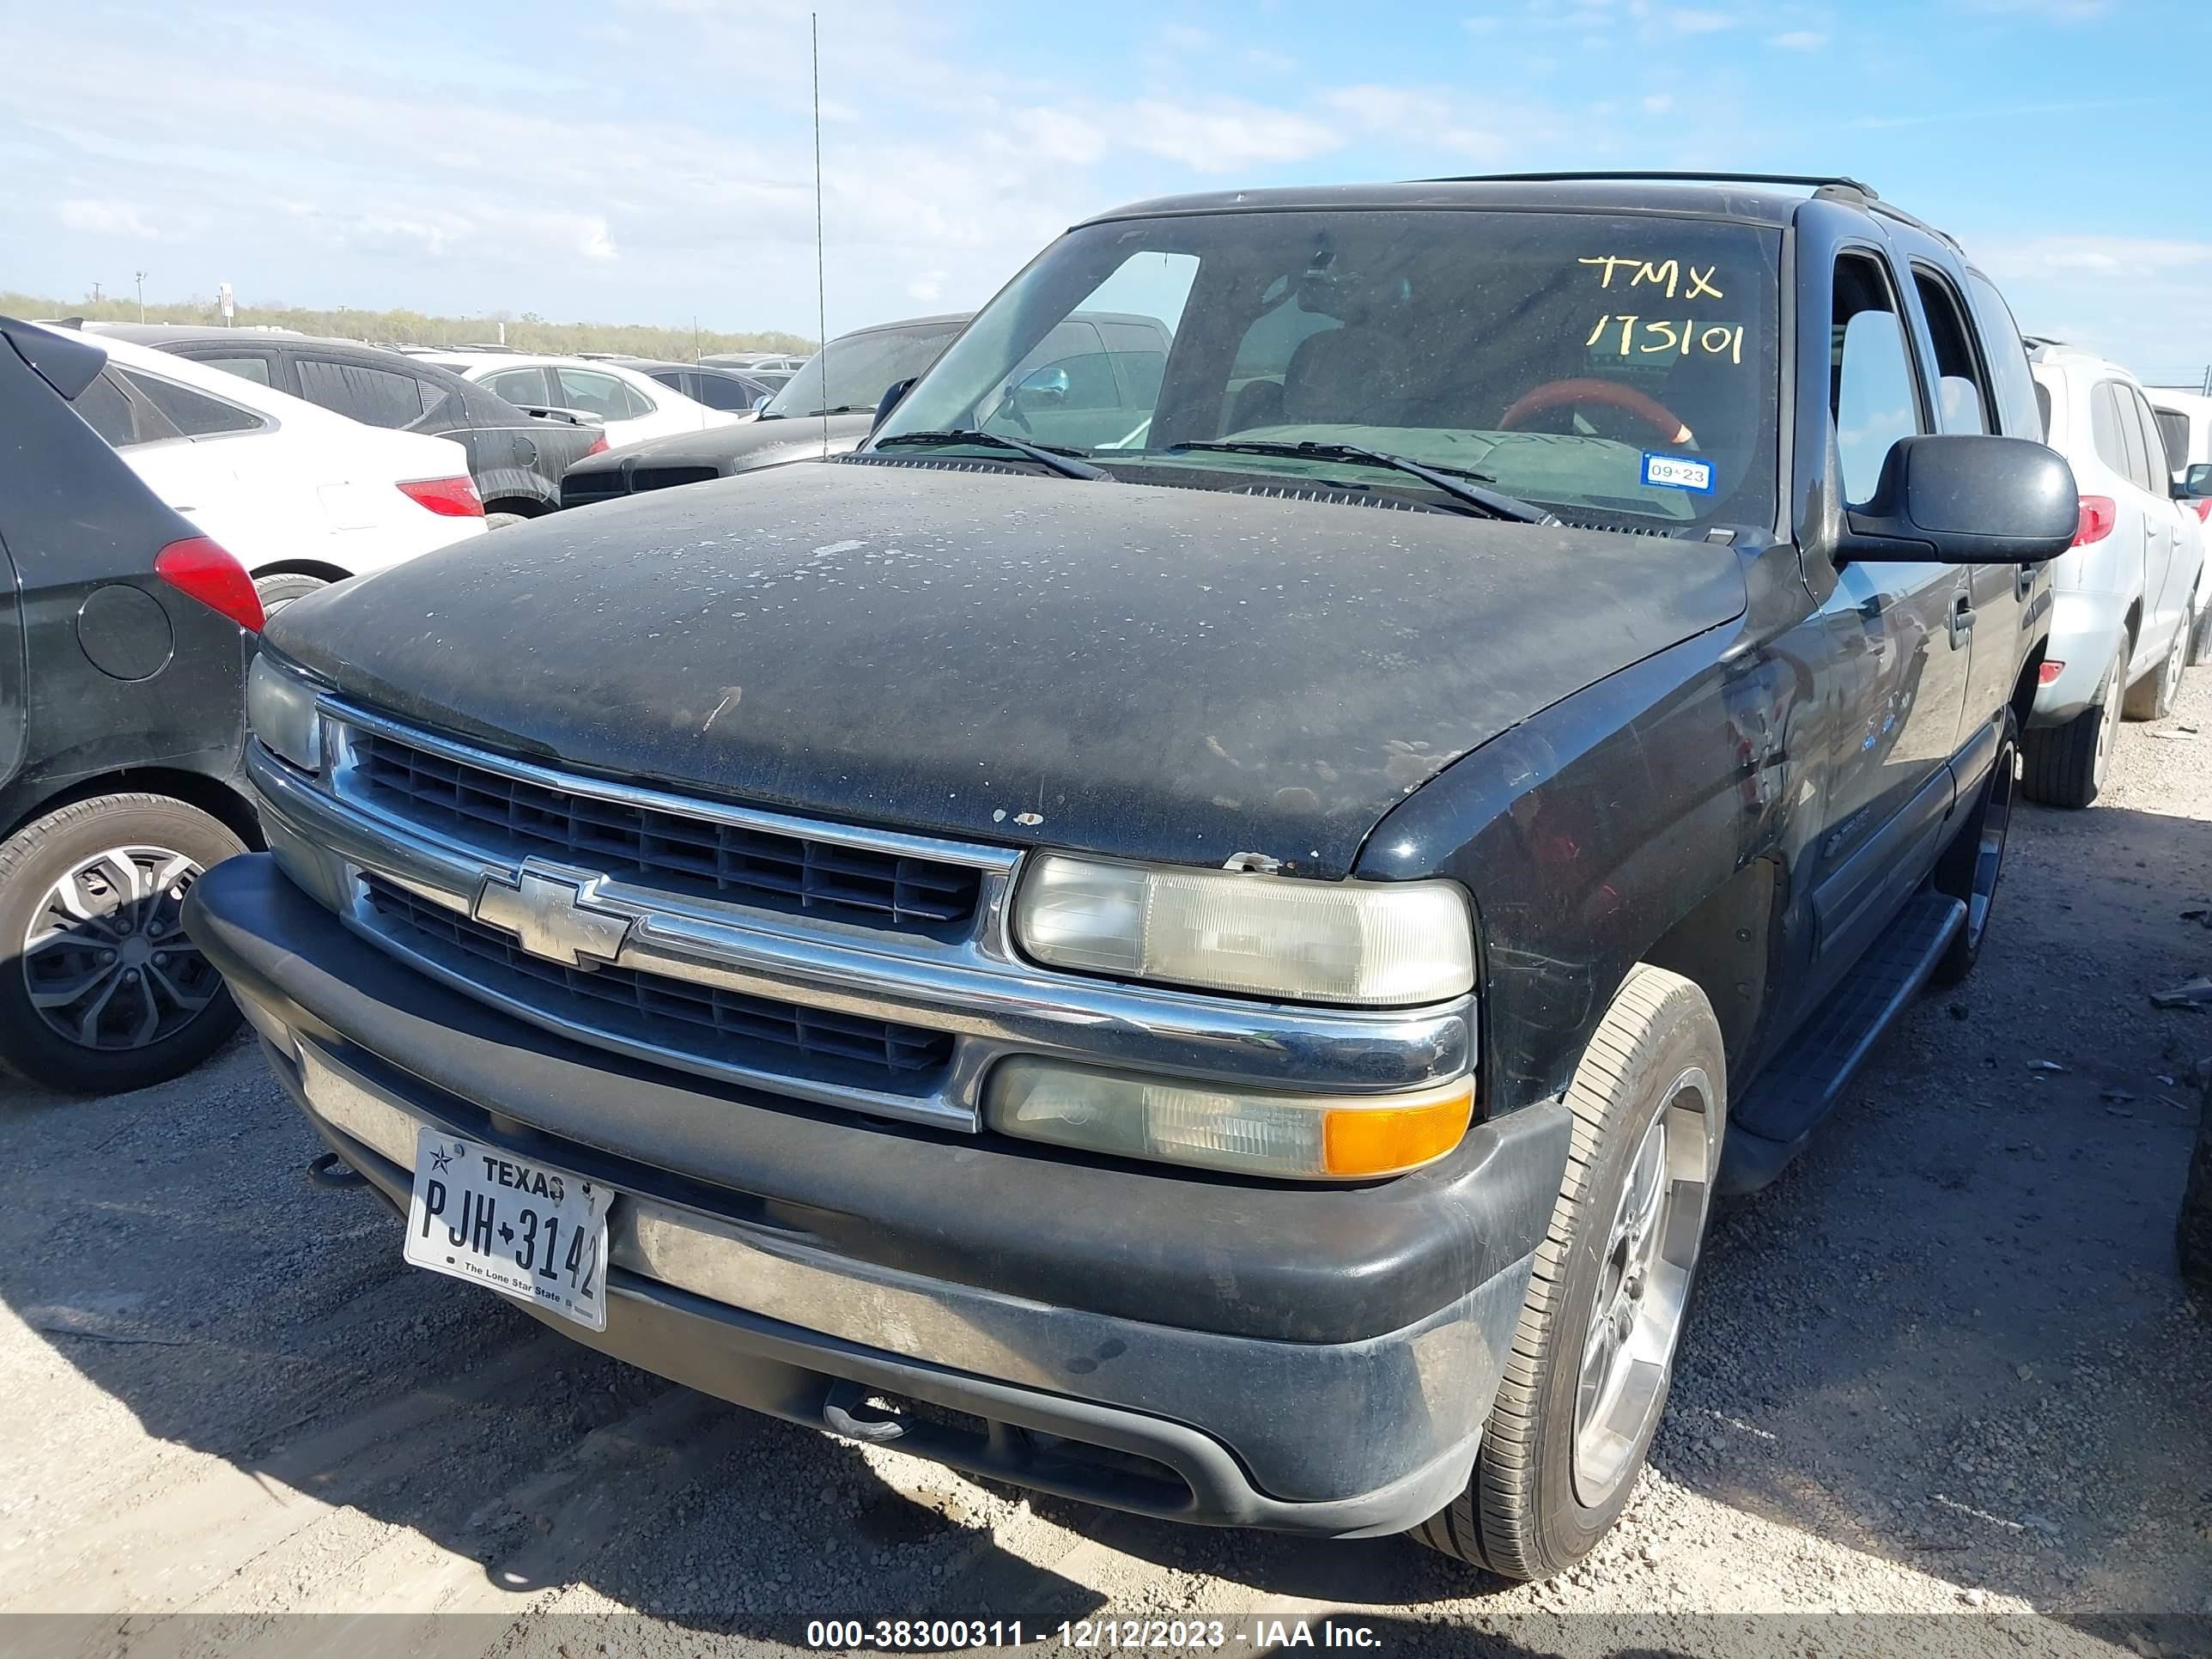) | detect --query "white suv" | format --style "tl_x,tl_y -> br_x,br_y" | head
2148,386 -> 2212,665
2021,343 -> 2205,805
